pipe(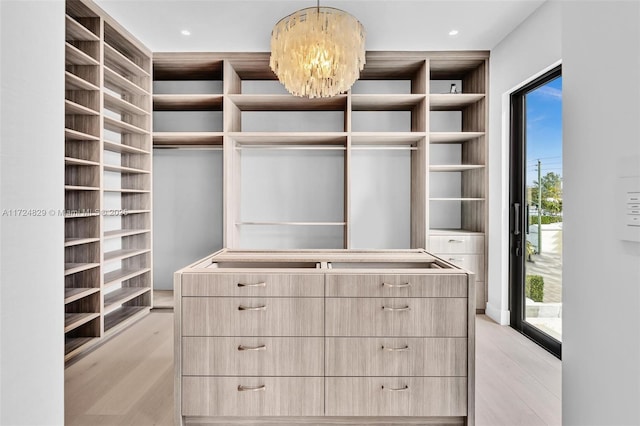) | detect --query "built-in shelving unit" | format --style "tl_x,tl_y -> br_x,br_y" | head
64,0 -> 152,362
428,58 -> 488,308
152,52 -> 488,309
